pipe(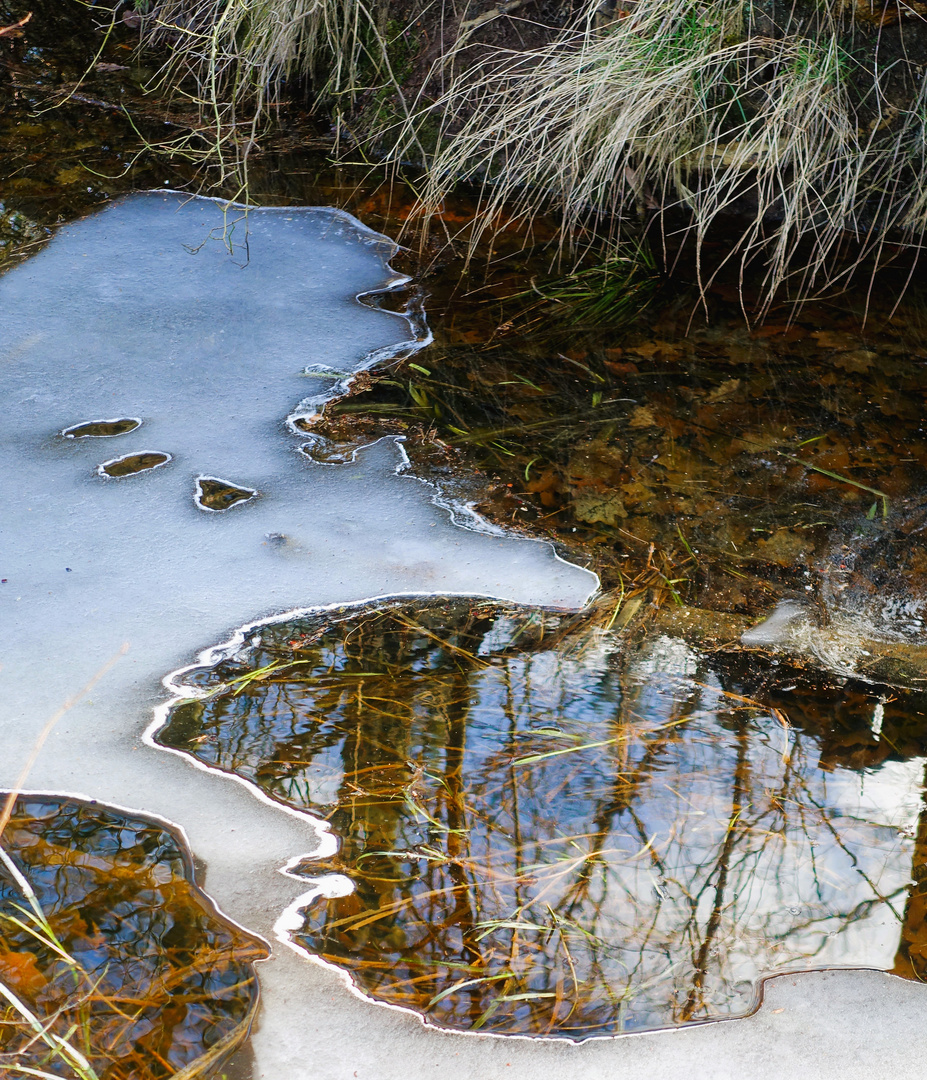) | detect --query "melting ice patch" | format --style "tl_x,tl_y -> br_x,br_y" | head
0,192 -> 597,1074
741,599 -> 814,648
